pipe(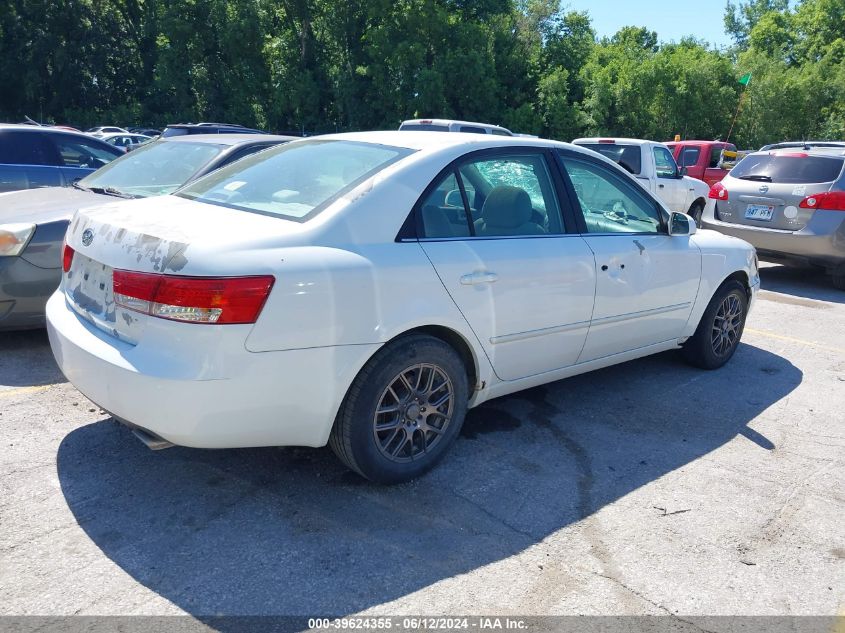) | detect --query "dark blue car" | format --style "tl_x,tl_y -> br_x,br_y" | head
0,124 -> 124,193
